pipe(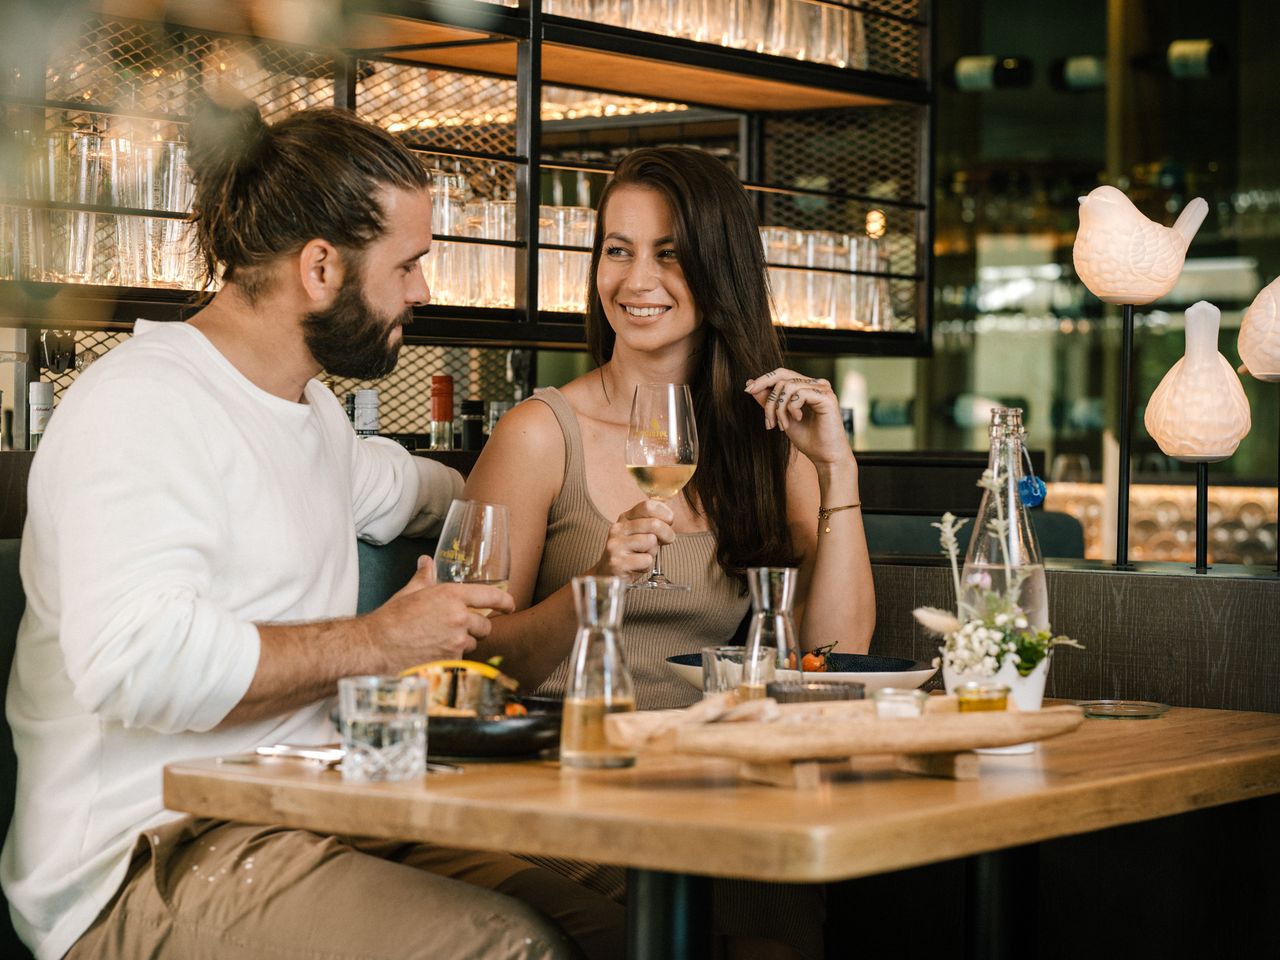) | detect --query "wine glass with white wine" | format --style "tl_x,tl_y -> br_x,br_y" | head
434,499 -> 511,615
625,383 -> 699,591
